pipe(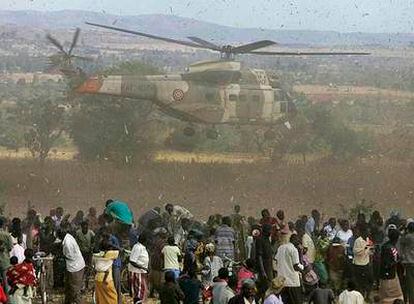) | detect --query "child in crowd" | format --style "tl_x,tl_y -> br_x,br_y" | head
179,270 -> 202,304
308,282 -> 335,304
338,281 -> 364,304
159,271 -> 184,304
